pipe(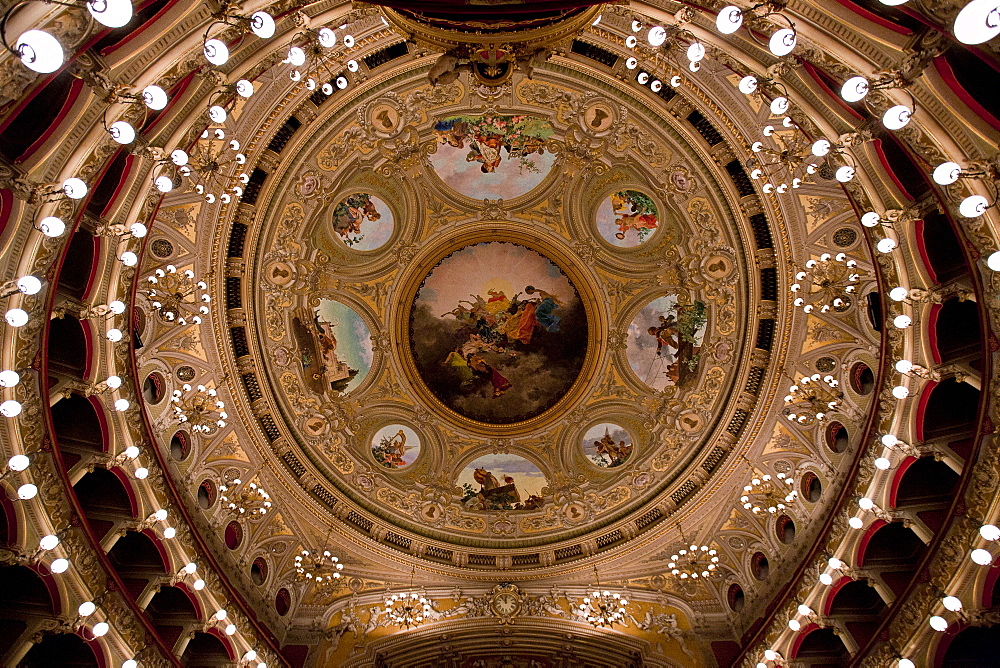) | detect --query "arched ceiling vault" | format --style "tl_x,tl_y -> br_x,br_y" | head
0,0 -> 997,666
